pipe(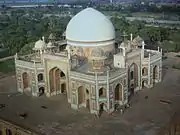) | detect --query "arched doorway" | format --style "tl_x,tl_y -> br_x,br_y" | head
153,65 -> 158,83
60,71 -> 65,78
99,103 -> 104,116
129,84 -> 134,98
22,72 -> 29,89
78,86 -> 85,105
128,63 -> 138,94
61,83 -> 66,93
115,83 -> 123,101
49,68 -> 54,91
39,87 -> 44,96
86,99 -> 90,110
49,67 -> 66,93
55,68 -> 60,91
142,67 -> 148,76
5,129 -> 12,135
142,81 -> 145,88
99,87 -> 106,98
86,89 -> 89,95
38,73 -> 43,82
